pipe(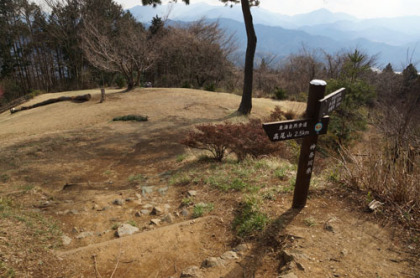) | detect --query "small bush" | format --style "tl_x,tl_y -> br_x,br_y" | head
128,174 -> 146,184
233,196 -> 268,238
181,124 -> 229,161
267,106 -> 286,121
114,74 -> 126,88
227,119 -> 280,161
181,120 -> 281,161
193,203 -> 214,218
273,87 -> 287,100
28,90 -> 44,99
181,81 -> 191,88
112,115 -> 148,122
0,174 -> 10,183
267,106 -> 297,122
204,83 -> 216,92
